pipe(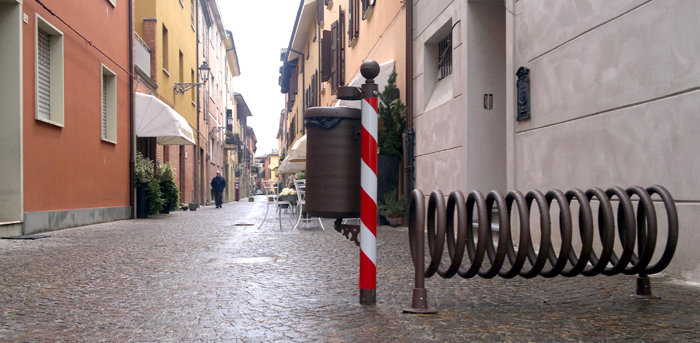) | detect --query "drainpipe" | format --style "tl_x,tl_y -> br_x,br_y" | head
405,0 -> 415,195
195,0 -> 201,205
129,0 -> 136,218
